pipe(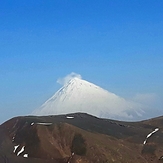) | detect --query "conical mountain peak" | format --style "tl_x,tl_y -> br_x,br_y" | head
33,78 -> 144,121
66,77 -> 98,88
